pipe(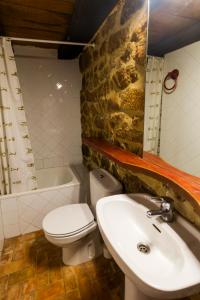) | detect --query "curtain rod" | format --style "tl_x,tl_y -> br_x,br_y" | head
0,36 -> 95,48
